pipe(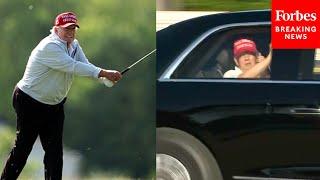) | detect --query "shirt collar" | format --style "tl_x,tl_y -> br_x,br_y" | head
50,29 -> 75,47
235,66 -> 241,71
